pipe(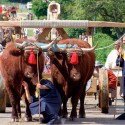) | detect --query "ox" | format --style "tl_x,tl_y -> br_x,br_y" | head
0,40 -> 54,122
48,38 -> 96,119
